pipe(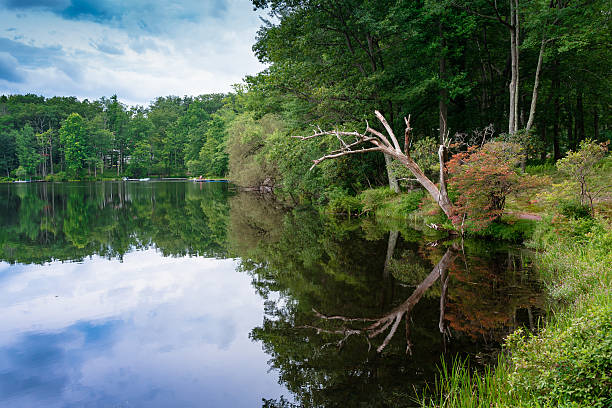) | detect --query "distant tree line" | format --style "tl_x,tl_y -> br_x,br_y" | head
0,93 -> 229,180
